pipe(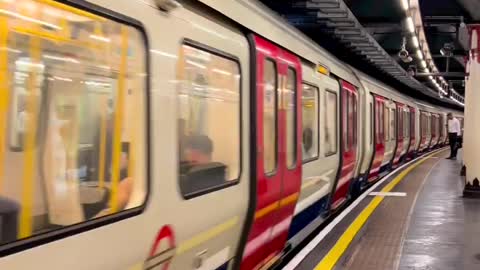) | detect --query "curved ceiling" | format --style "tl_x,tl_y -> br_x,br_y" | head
260,0 -> 470,110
